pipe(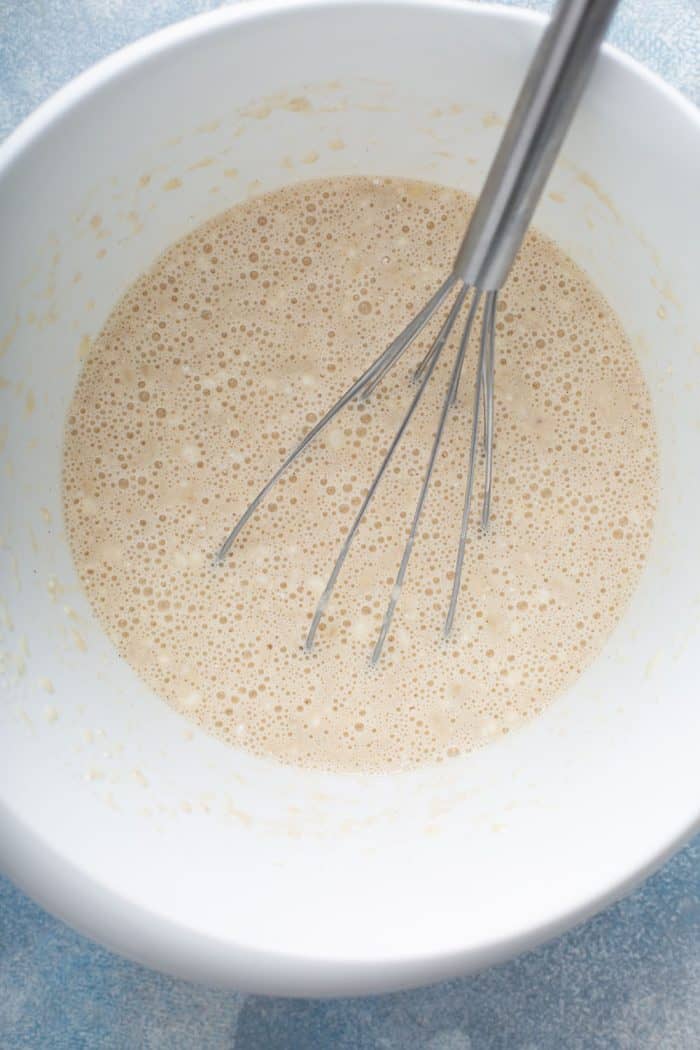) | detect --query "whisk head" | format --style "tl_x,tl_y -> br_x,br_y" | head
216,275 -> 498,664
